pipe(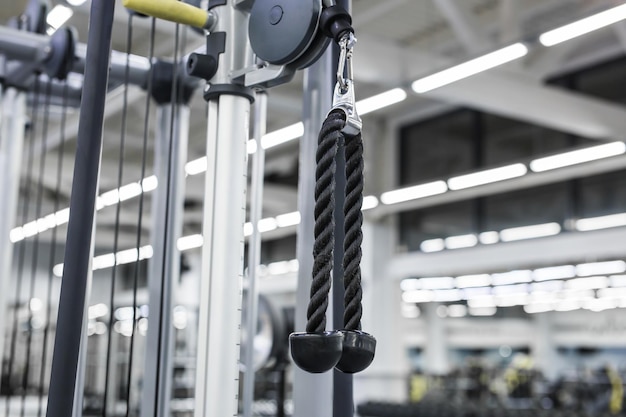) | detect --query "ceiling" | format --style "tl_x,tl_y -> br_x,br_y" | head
2,0 -> 626,253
